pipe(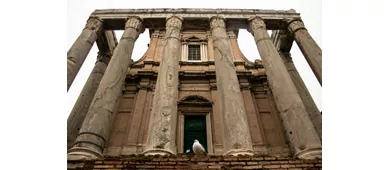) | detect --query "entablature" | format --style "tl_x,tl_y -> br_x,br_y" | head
91,8 -> 301,30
